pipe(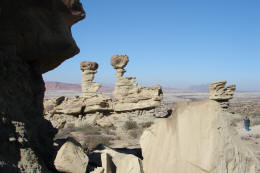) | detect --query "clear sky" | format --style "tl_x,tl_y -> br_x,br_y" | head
43,0 -> 260,91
